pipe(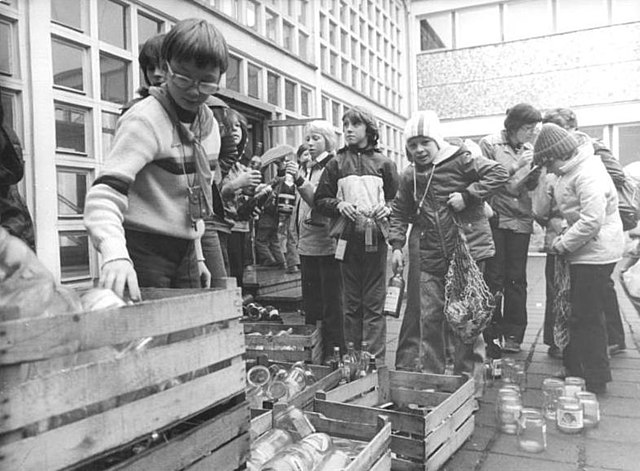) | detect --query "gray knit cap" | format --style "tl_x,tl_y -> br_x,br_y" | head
533,123 -> 579,166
